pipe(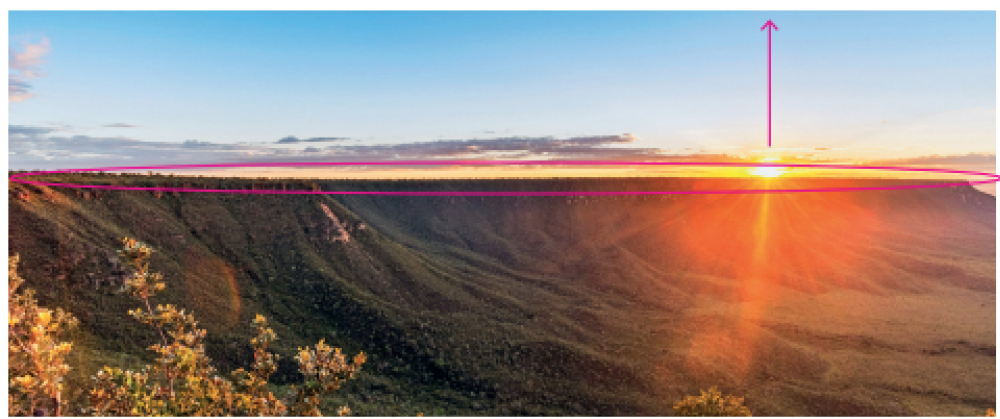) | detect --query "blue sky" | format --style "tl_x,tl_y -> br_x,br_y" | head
8,11 -> 997,171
